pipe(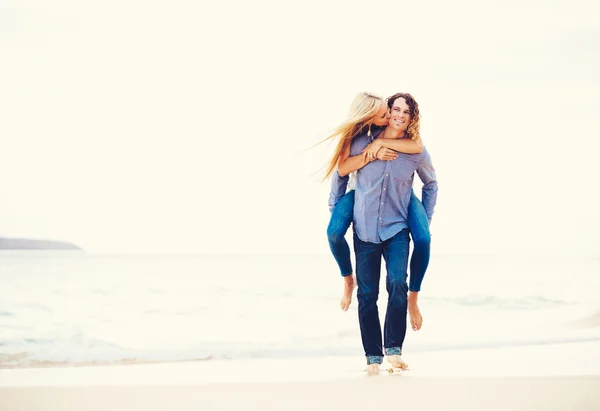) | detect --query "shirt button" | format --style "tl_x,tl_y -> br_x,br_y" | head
379,217 -> 382,220
381,202 -> 384,205
383,188 -> 386,191
386,174 -> 389,176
